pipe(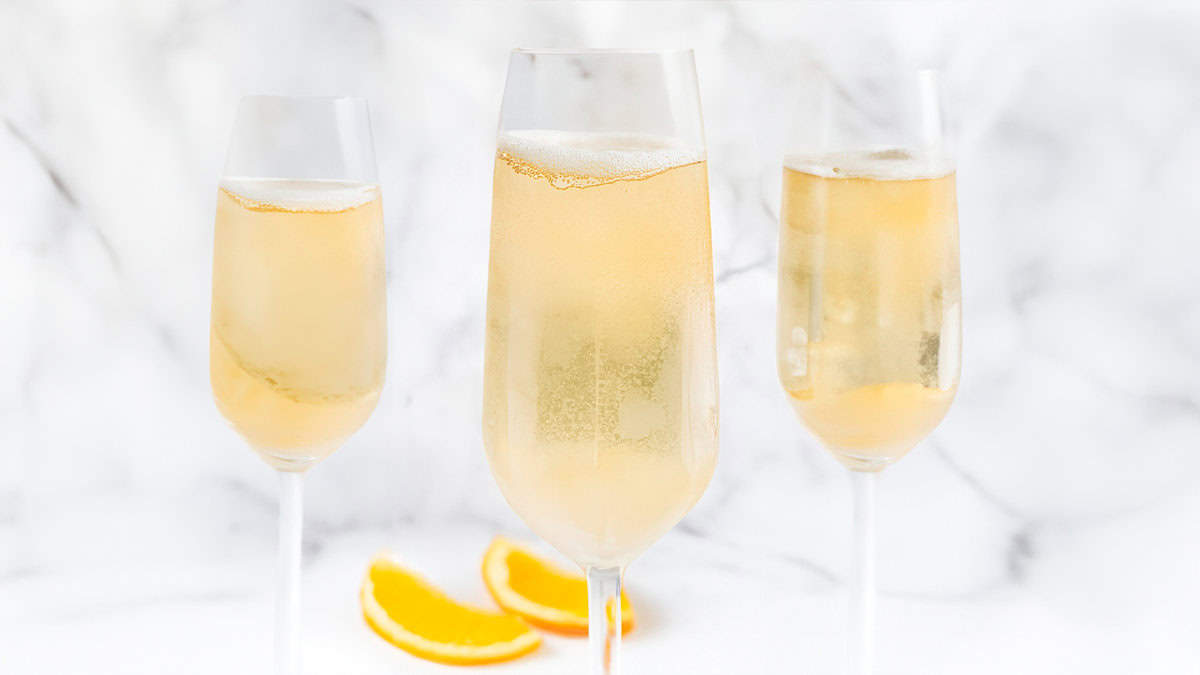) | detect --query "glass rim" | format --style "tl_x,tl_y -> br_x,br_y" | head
511,47 -> 694,56
237,94 -> 368,104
